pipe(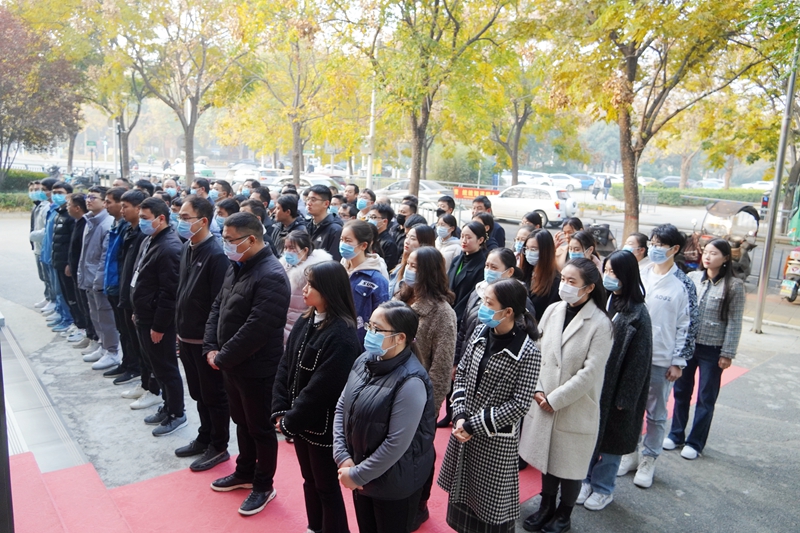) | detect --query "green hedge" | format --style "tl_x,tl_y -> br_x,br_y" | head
0,169 -> 48,192
0,192 -> 34,211
609,185 -> 766,206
